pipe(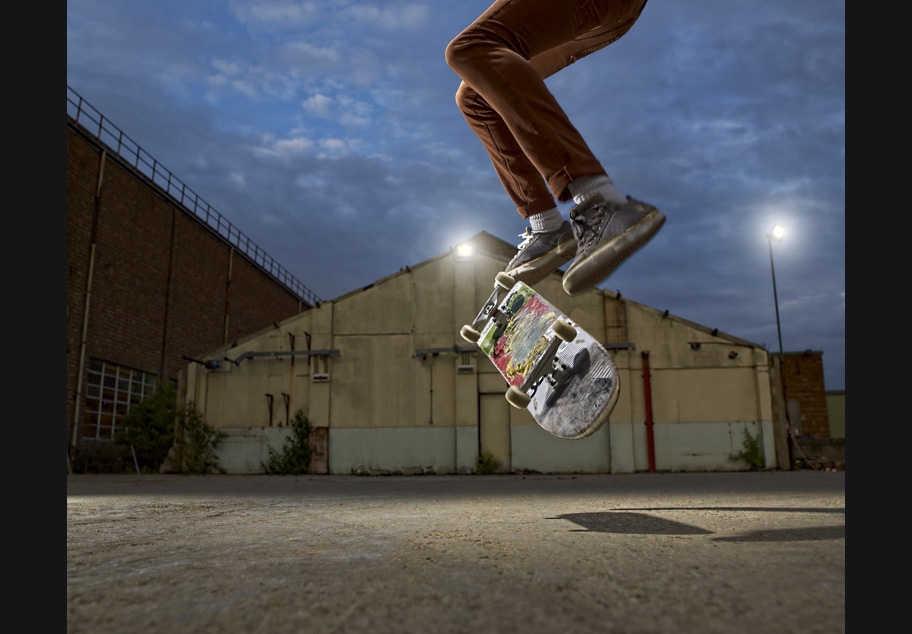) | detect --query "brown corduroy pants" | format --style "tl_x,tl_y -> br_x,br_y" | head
445,0 -> 648,218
